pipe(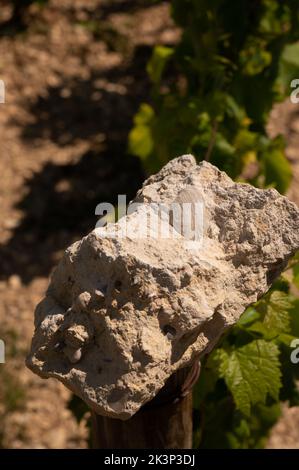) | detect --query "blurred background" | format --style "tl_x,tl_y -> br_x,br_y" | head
0,0 -> 299,448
